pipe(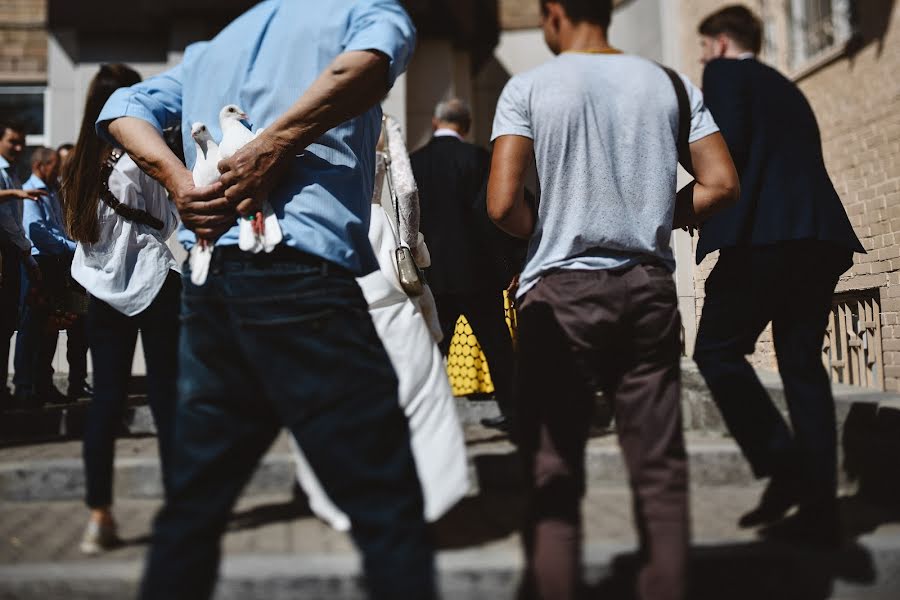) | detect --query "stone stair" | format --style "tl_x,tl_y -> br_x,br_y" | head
1,360 -> 899,598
